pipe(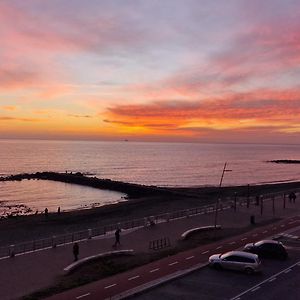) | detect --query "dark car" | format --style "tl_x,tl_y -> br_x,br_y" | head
244,240 -> 288,260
